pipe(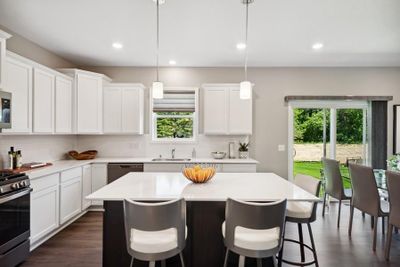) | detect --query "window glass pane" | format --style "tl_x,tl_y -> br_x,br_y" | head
156,111 -> 193,116
156,117 -> 193,138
